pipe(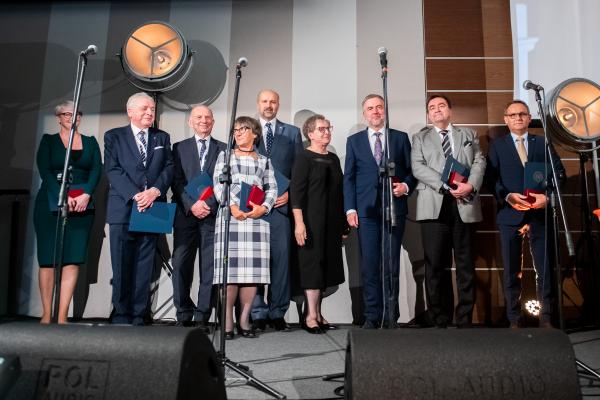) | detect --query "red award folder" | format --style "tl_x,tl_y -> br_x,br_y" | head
247,186 -> 265,210
448,171 -> 468,189
68,188 -> 85,198
199,186 -> 214,201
